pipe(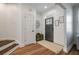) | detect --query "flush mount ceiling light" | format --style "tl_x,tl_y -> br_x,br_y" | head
44,6 -> 47,9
